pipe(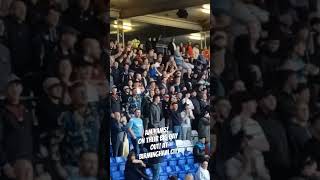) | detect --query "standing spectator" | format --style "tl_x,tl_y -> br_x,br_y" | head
288,102 -> 312,173
59,82 -> 100,176
127,88 -> 142,116
110,86 -> 121,113
277,70 -> 299,125
168,38 -> 177,56
111,112 -> 126,157
225,131 -> 271,180
181,103 -> 194,140
303,113 -> 320,171
45,26 -> 78,76
63,0 -> 103,39
170,102 -> 183,139
211,97 -> 233,180
4,0 -> 32,76
141,90 -> 153,129
127,109 -> 144,156
149,95 -> 162,128
0,76 -> 34,179
0,19 -> 11,95
254,89 -> 291,179
198,110 -> 210,143
230,91 -> 270,153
